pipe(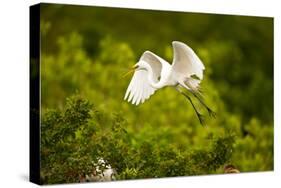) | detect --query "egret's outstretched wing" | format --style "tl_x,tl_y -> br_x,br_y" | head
171,41 -> 205,89
140,51 -> 162,80
124,69 -> 156,105
124,51 -> 162,105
